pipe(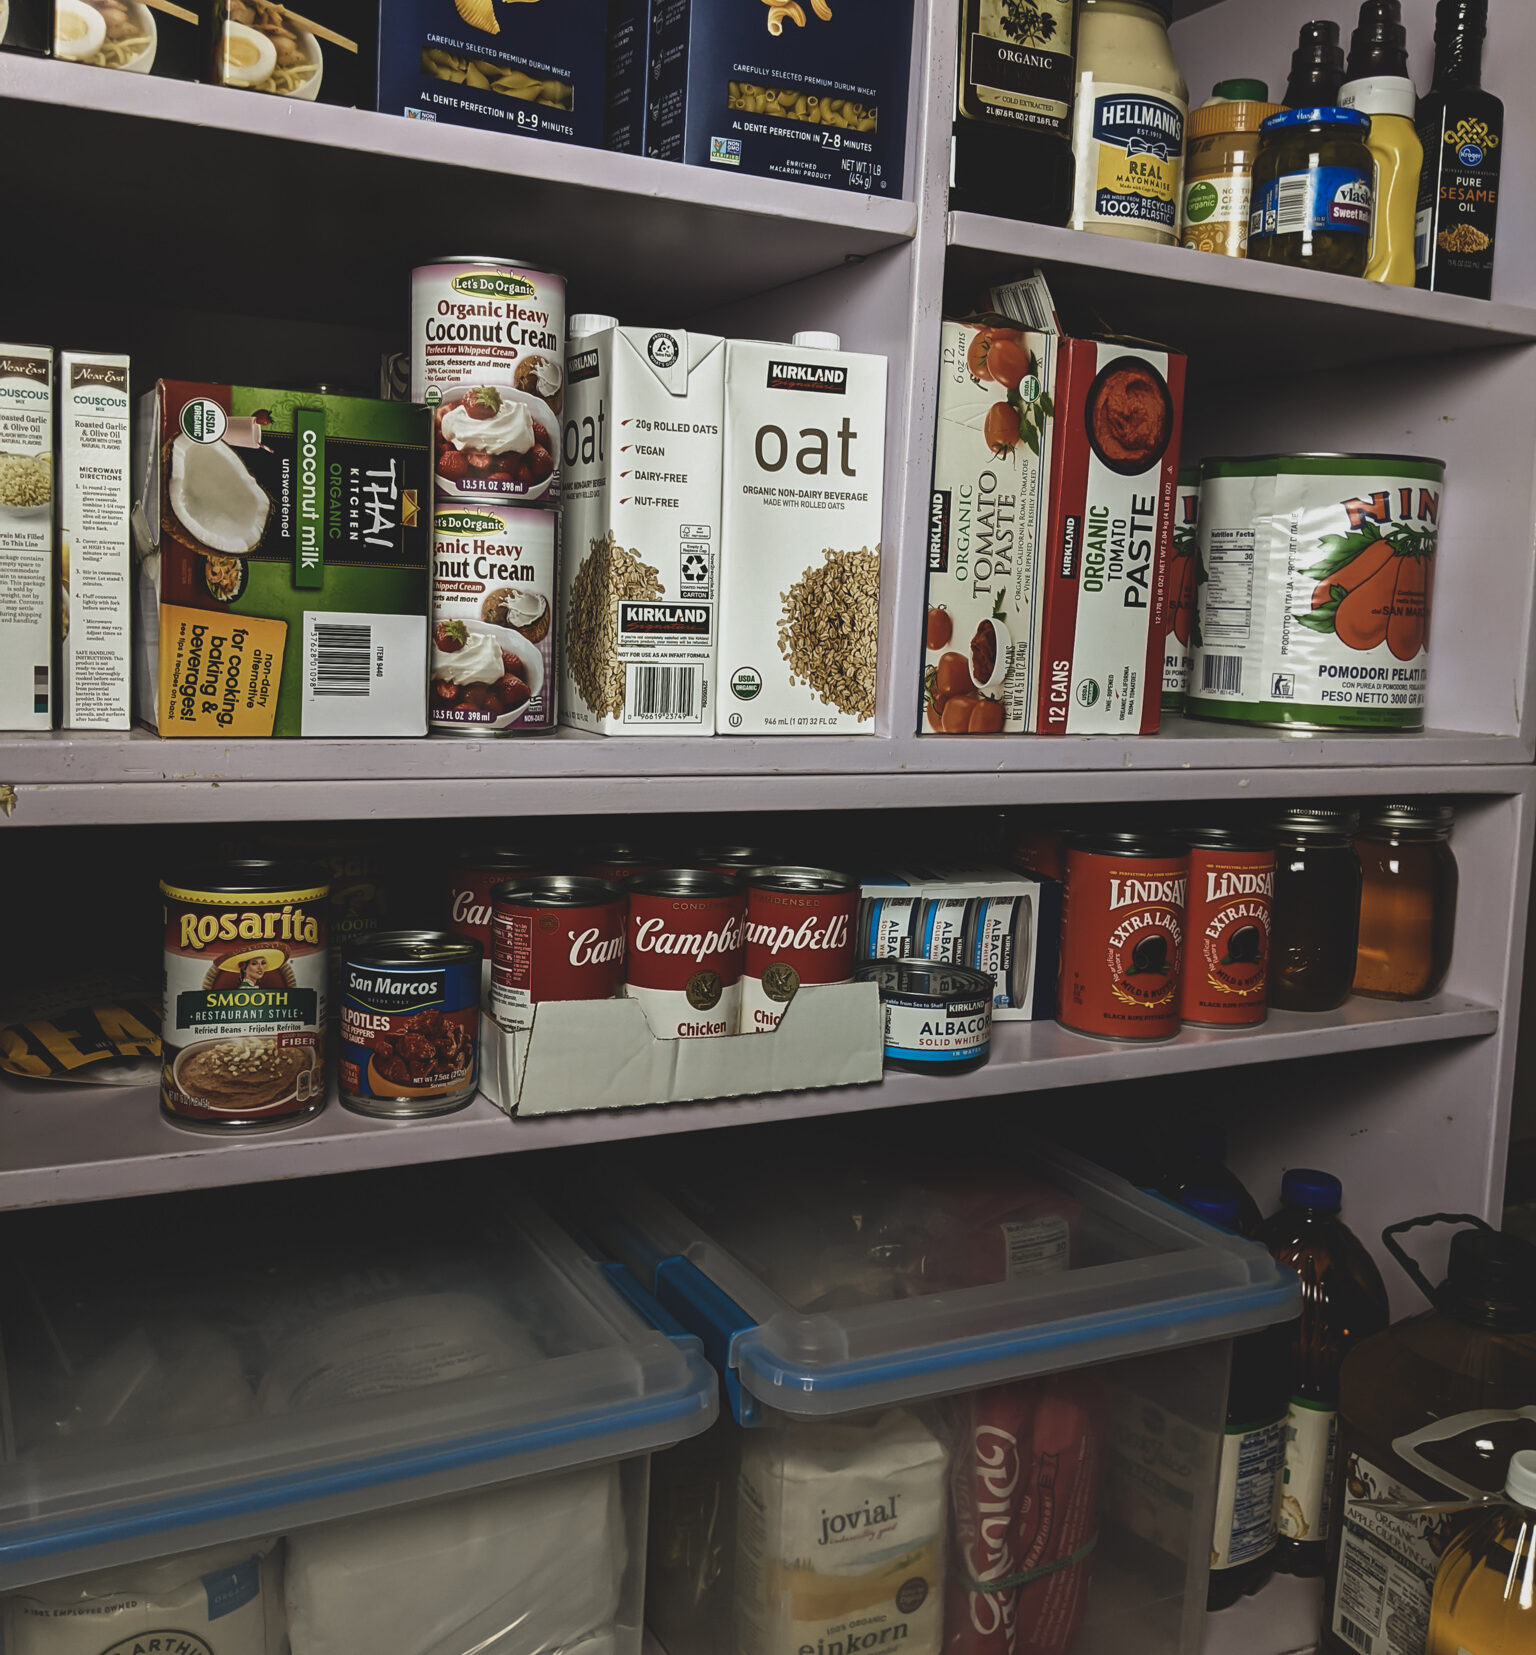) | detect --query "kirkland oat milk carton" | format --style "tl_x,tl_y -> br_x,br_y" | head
718,332 -> 886,734
559,319 -> 724,735
0,344 -> 52,731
